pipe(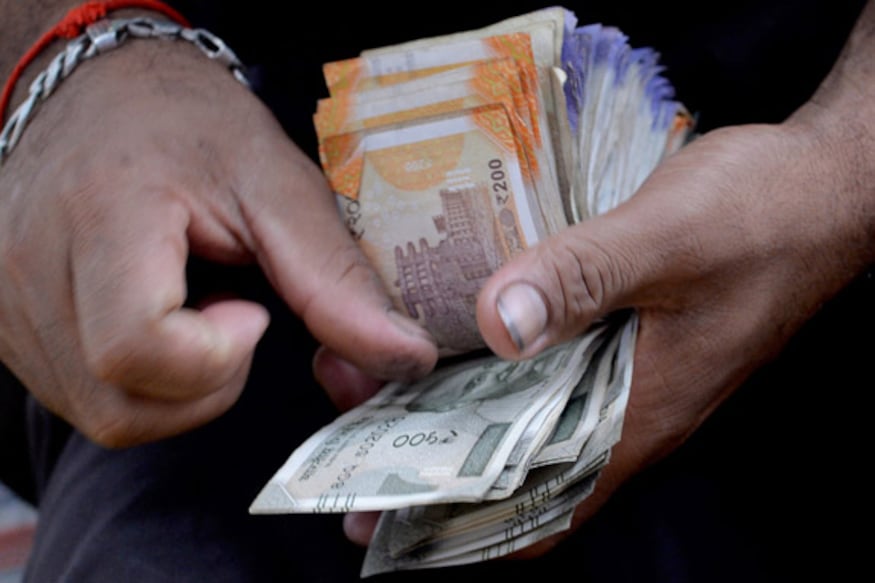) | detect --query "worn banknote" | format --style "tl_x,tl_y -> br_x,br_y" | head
252,4 -> 692,576
249,329 -> 601,513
